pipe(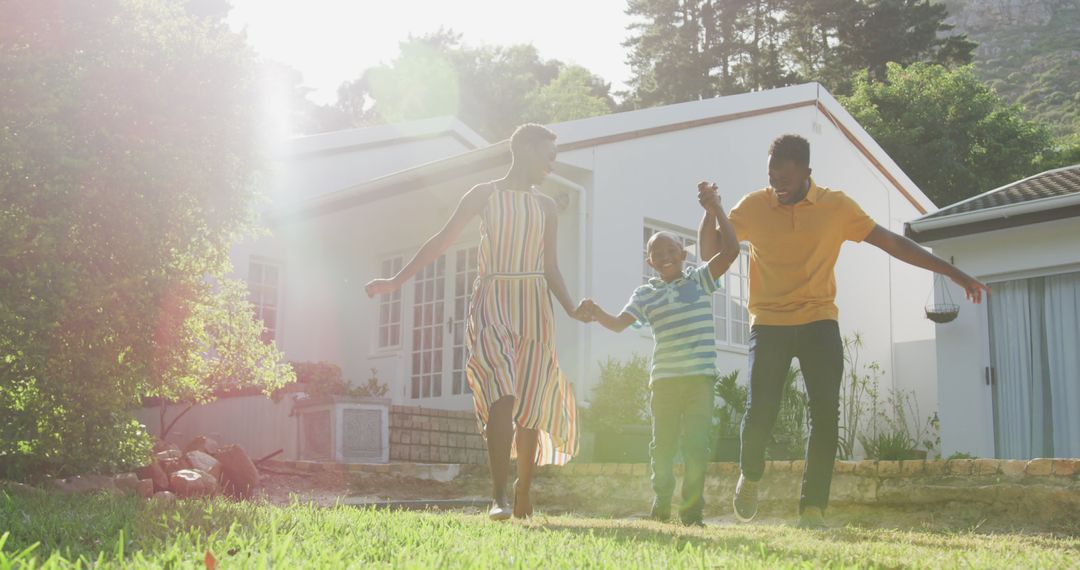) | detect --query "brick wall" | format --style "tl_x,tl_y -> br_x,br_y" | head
388,406 -> 487,464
